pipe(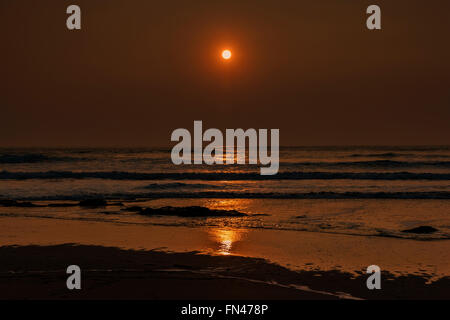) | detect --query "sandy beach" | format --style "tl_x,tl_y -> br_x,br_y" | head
0,213 -> 448,300
1,243 -> 449,300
